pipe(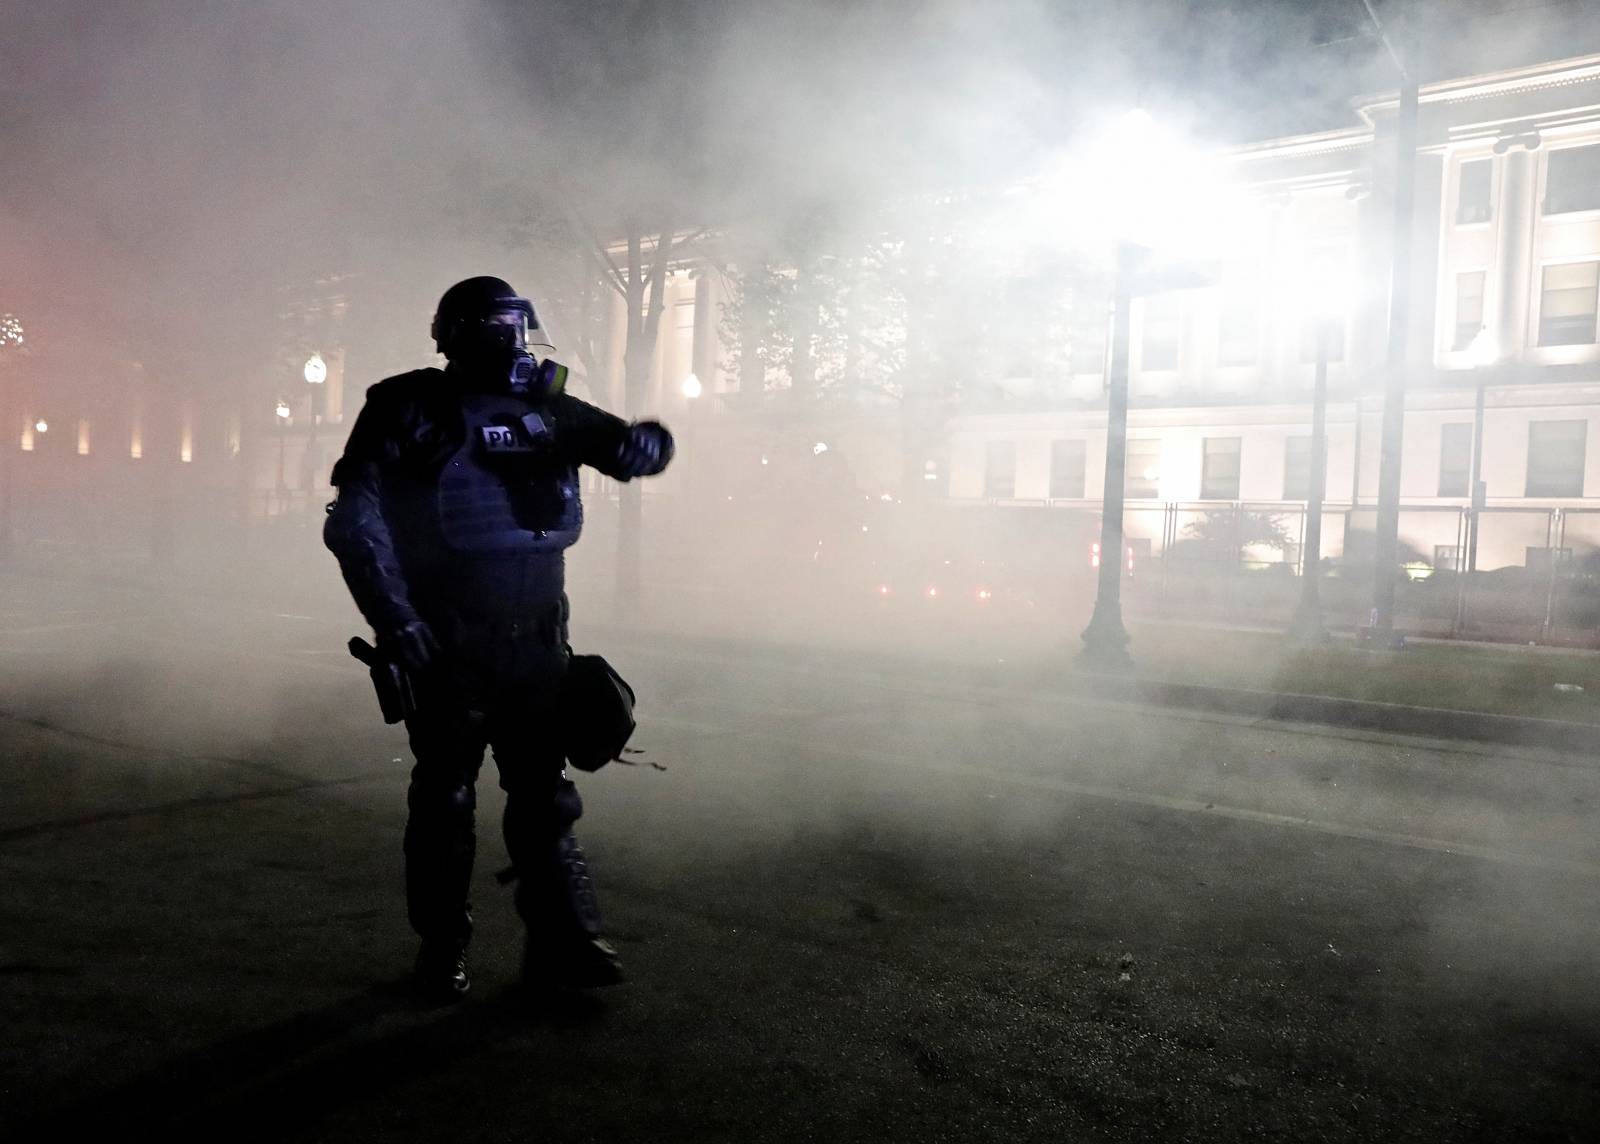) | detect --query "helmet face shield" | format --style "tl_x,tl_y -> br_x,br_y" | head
432,278 -> 553,357
474,309 -> 531,351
